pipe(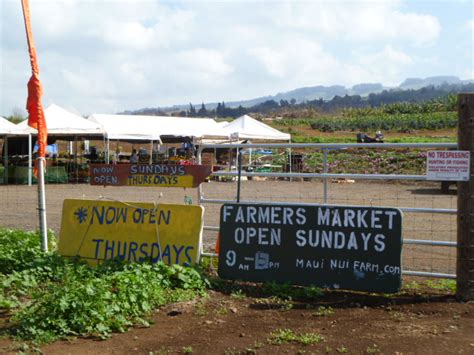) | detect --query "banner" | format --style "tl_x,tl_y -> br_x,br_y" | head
90,164 -> 212,188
